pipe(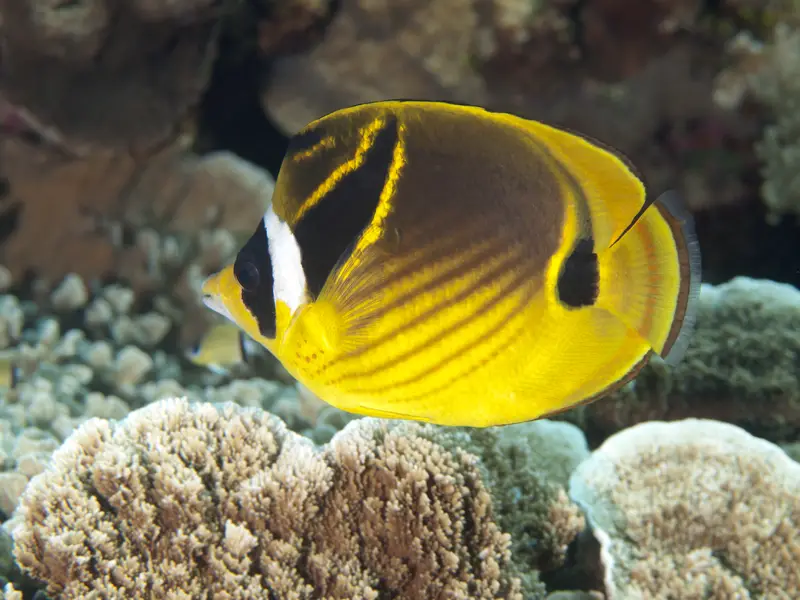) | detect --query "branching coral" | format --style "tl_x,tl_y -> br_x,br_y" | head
11,397 -> 534,599
445,421 -> 589,576
569,418 -> 800,599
